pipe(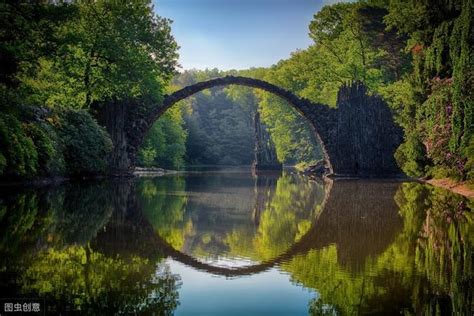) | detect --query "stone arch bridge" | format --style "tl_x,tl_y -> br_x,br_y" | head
94,76 -> 402,177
